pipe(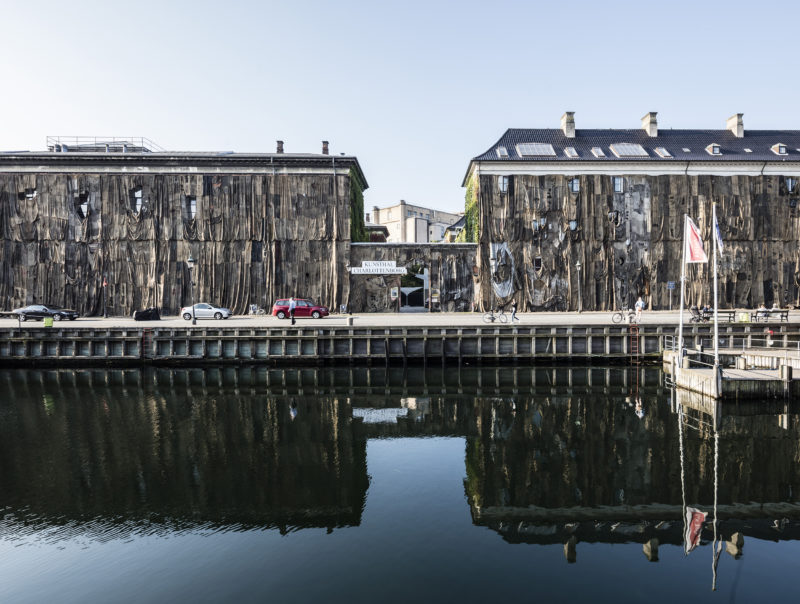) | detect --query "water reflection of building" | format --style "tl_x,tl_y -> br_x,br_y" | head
465,383 -> 800,577
2,366 -> 799,570
0,368 -> 368,539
